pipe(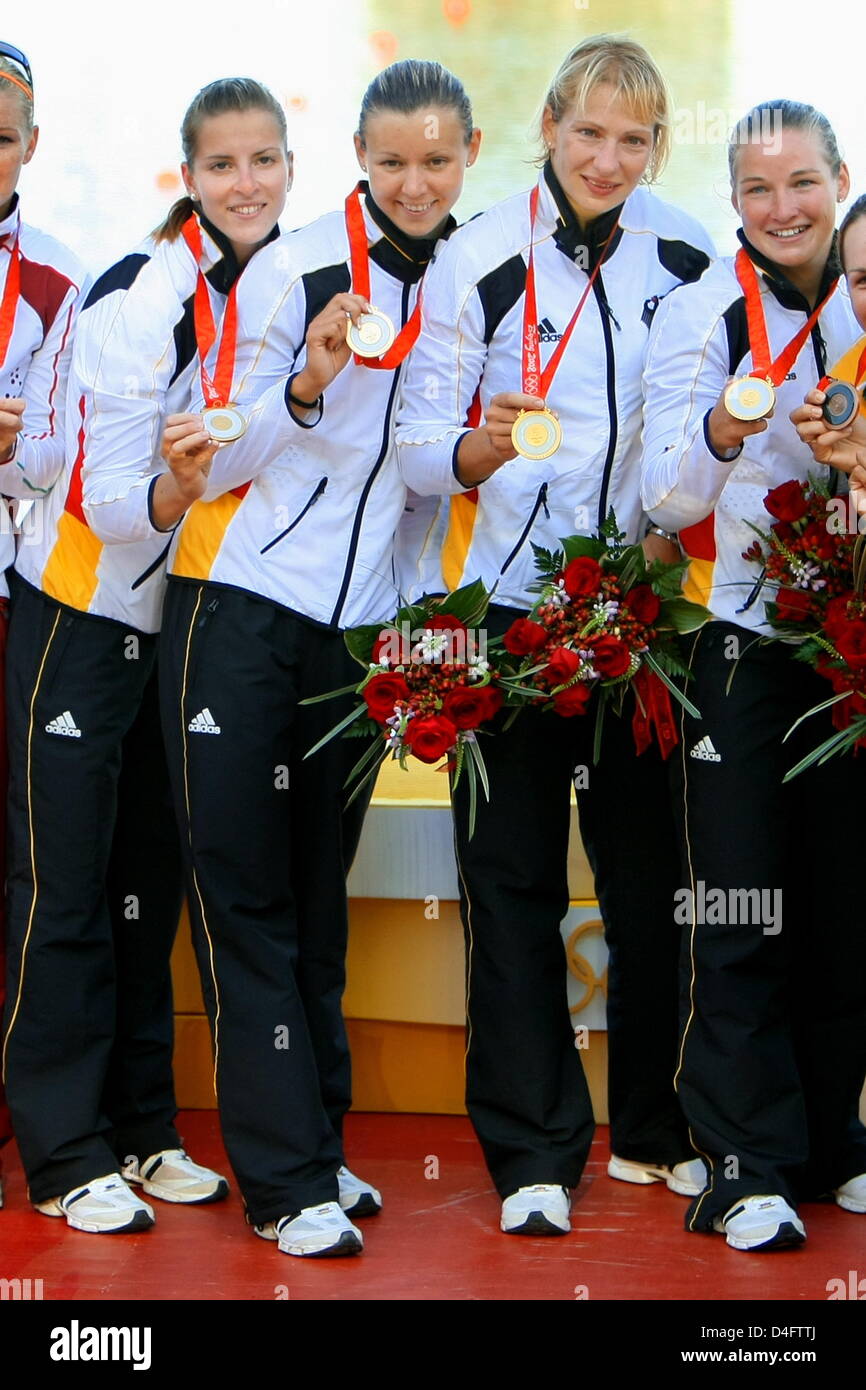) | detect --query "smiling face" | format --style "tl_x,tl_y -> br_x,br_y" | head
541,82 -> 654,223
0,87 -> 38,220
182,108 -> 291,265
354,105 -> 480,239
732,127 -> 849,299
